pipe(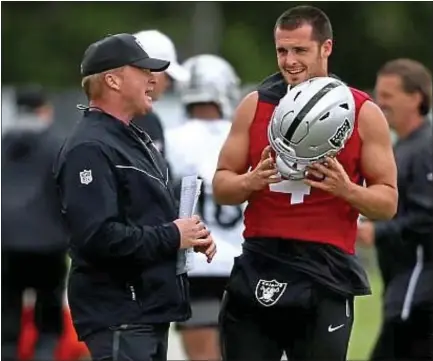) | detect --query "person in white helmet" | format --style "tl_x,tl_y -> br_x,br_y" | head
132,30 -> 189,156
165,54 -> 244,361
